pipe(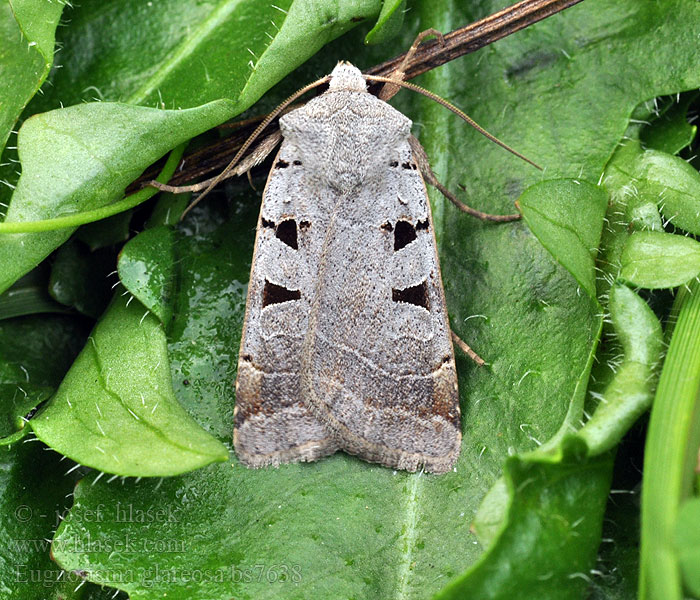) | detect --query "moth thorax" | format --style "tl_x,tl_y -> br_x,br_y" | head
328,63 -> 367,93
324,163 -> 369,194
